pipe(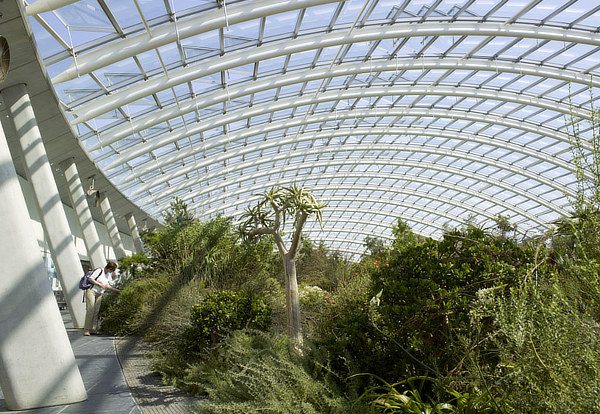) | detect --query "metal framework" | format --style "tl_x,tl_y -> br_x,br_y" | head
25,0 -> 600,257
